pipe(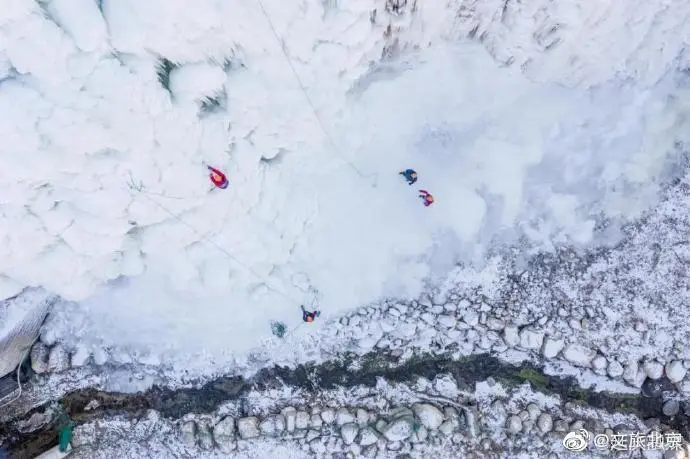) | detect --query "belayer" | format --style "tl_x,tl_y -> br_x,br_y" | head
418,190 -> 434,207
399,169 -> 418,185
301,305 -> 320,323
